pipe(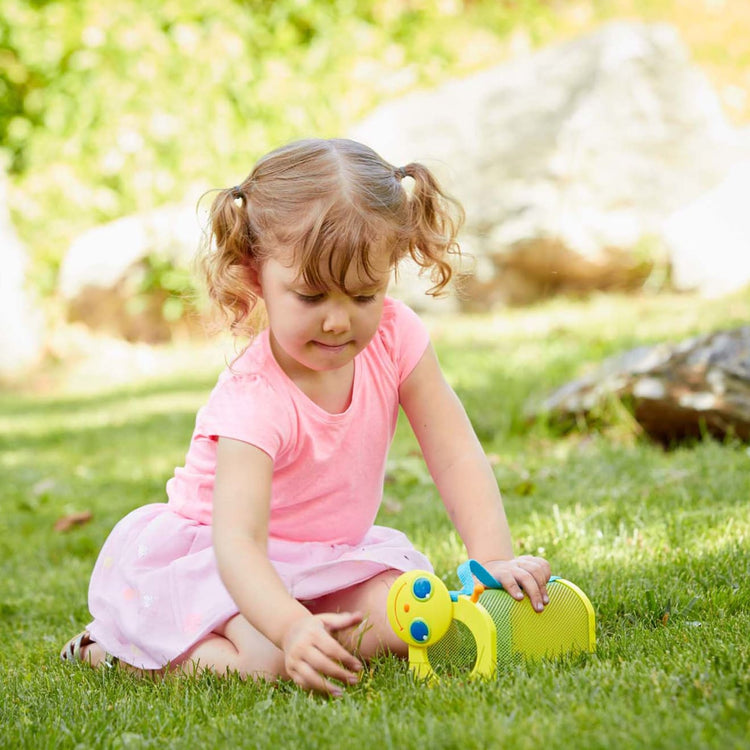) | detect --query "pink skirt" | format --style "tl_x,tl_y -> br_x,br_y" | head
86,503 -> 432,669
